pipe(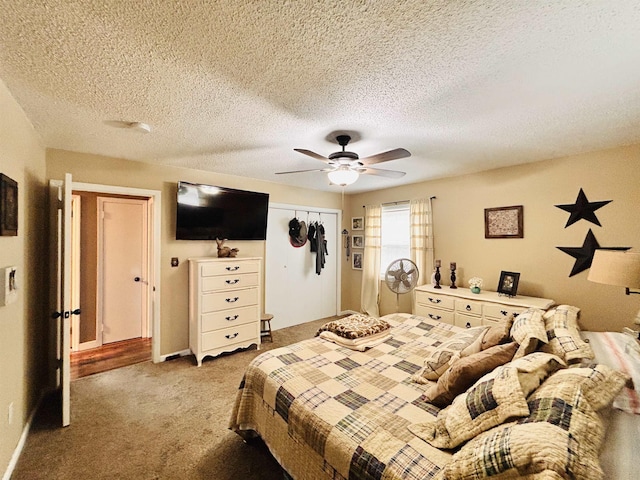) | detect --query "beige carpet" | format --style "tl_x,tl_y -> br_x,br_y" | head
13,317 -> 333,479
